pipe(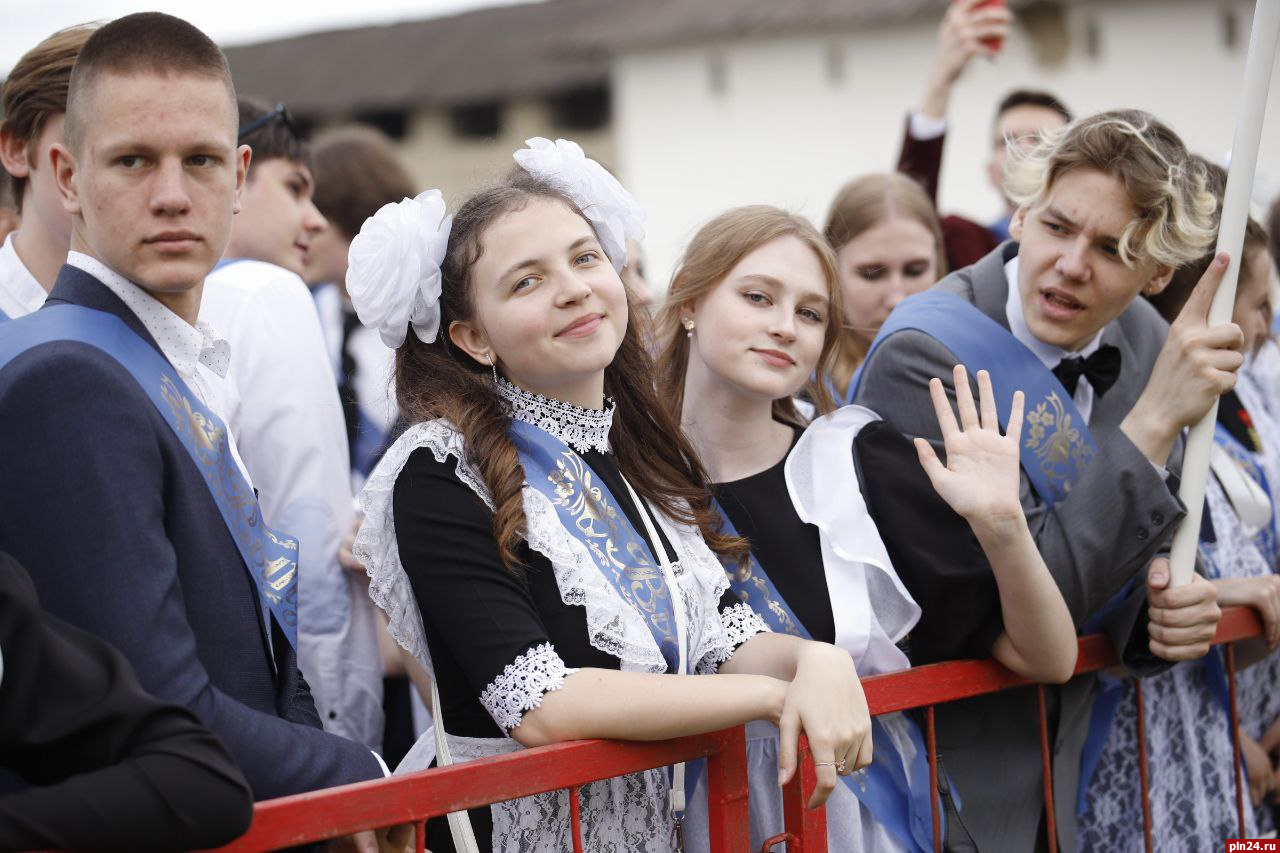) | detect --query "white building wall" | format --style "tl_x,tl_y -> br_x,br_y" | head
394,99 -> 615,208
613,0 -> 1279,291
